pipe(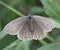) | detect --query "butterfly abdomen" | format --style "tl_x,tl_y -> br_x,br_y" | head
27,15 -> 34,32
